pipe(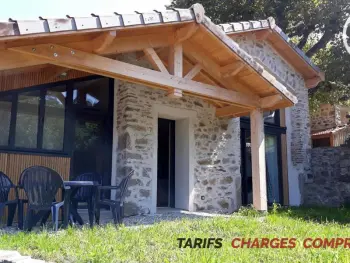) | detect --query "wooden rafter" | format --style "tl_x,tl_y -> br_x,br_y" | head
254,29 -> 272,41
183,41 -> 258,96
45,66 -> 70,81
305,77 -> 322,88
175,23 -> 199,43
221,61 -> 245,78
143,48 -> 169,74
0,50 -> 45,71
93,31 -> 117,53
216,105 -> 250,117
184,64 -> 202,80
260,94 -> 283,108
67,32 -> 175,55
168,43 -> 183,98
10,44 -> 260,108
